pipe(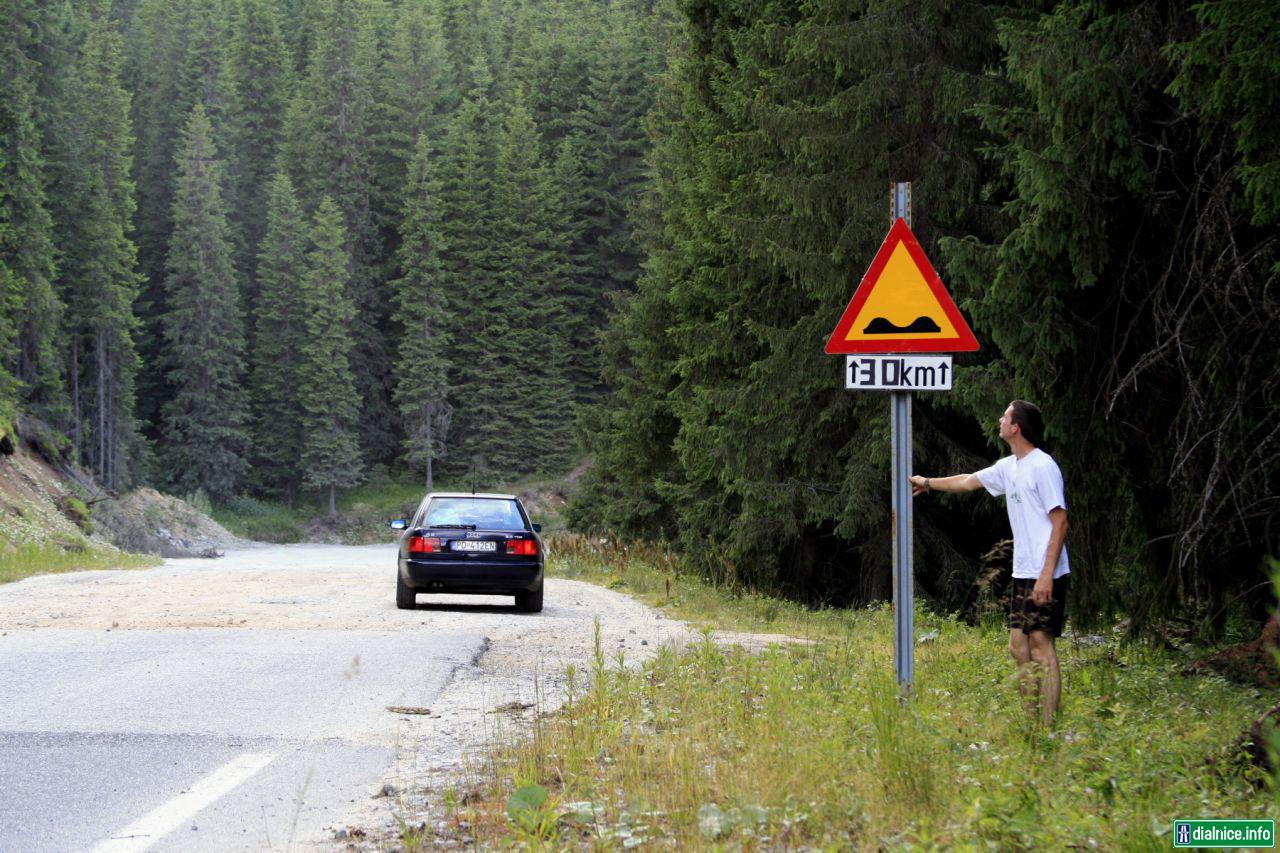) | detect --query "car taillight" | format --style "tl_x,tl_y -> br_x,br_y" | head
408,535 -> 442,553
506,538 -> 538,556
